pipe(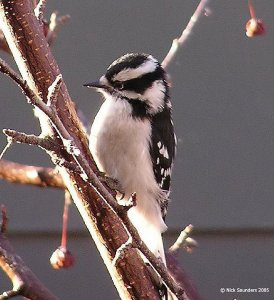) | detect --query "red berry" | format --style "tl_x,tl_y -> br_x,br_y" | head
50,246 -> 75,270
246,18 -> 265,37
